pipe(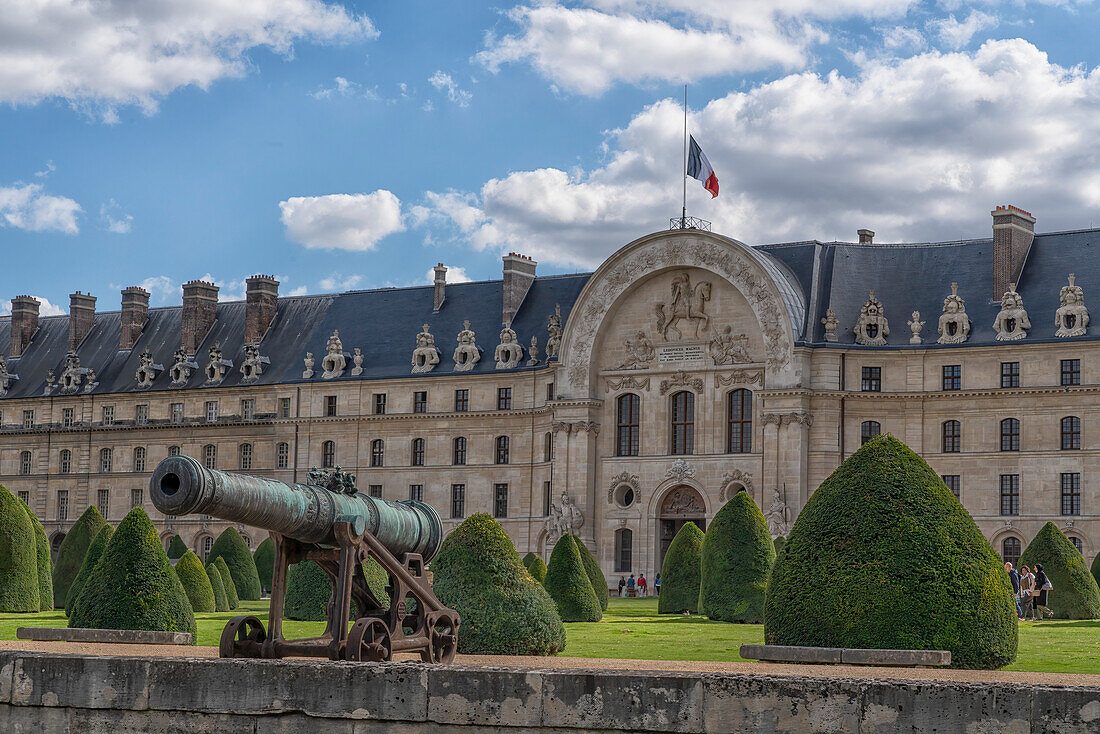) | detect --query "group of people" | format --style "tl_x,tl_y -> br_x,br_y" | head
617,573 -> 661,597
1005,562 -> 1054,621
